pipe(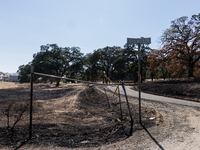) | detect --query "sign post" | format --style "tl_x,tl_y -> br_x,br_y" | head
127,37 -> 151,45
127,37 -> 151,124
